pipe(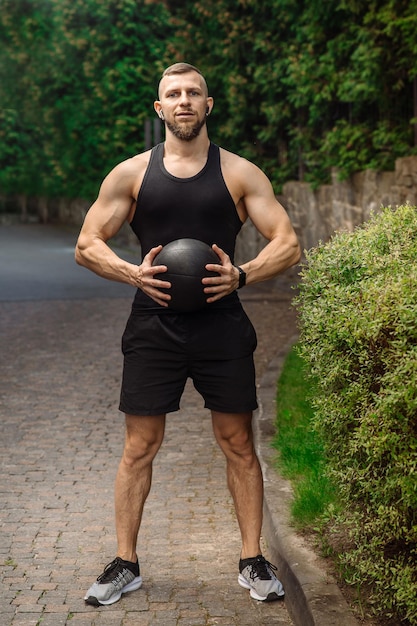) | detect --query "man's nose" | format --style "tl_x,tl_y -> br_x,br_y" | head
179,91 -> 191,106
